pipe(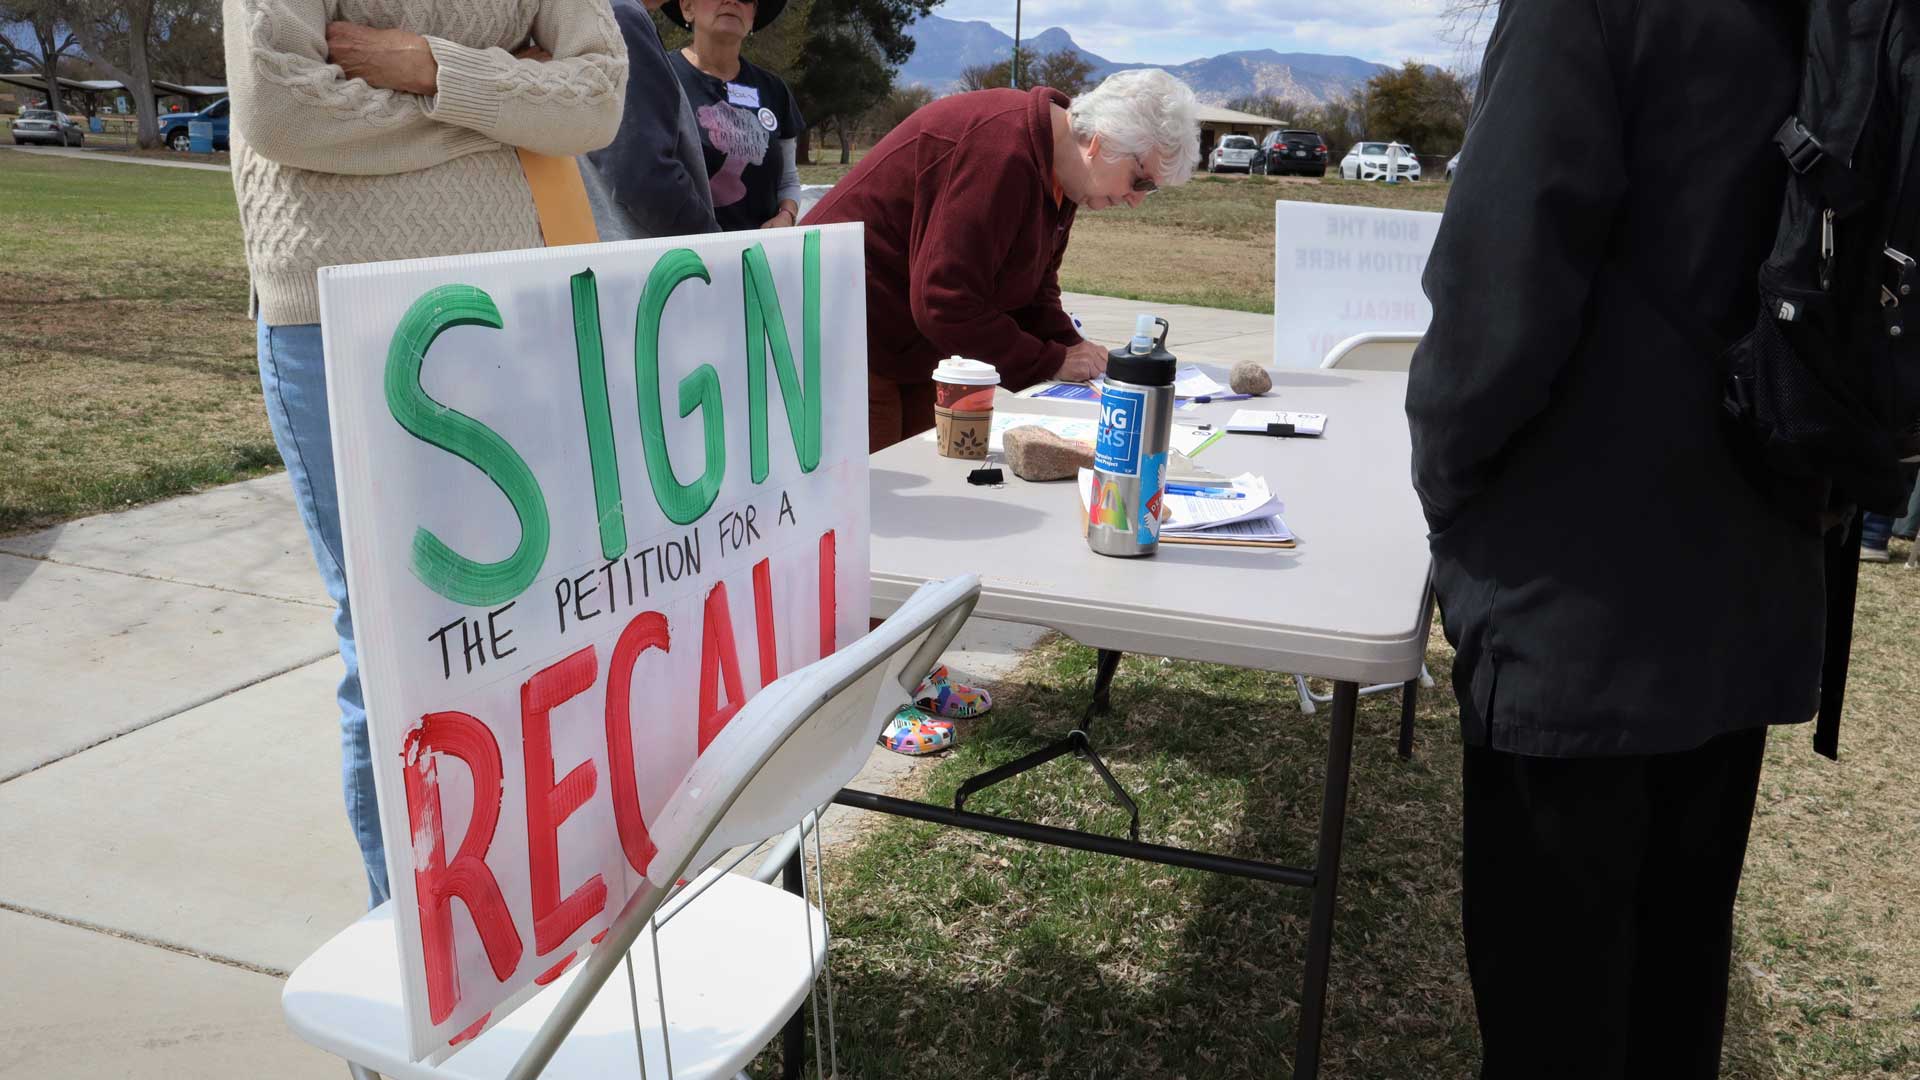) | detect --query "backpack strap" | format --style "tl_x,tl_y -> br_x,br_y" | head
1814,509 -> 1863,760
